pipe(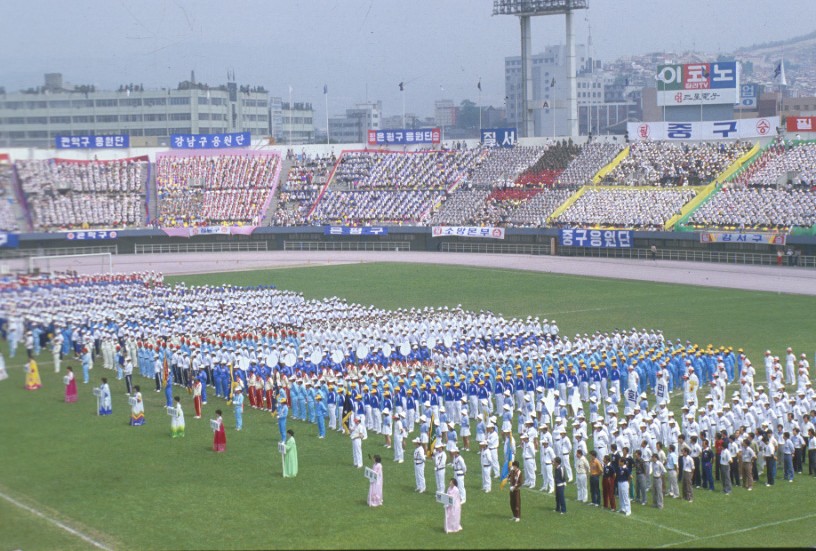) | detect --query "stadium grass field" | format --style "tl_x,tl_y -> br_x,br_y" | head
1,262 -> 814,550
